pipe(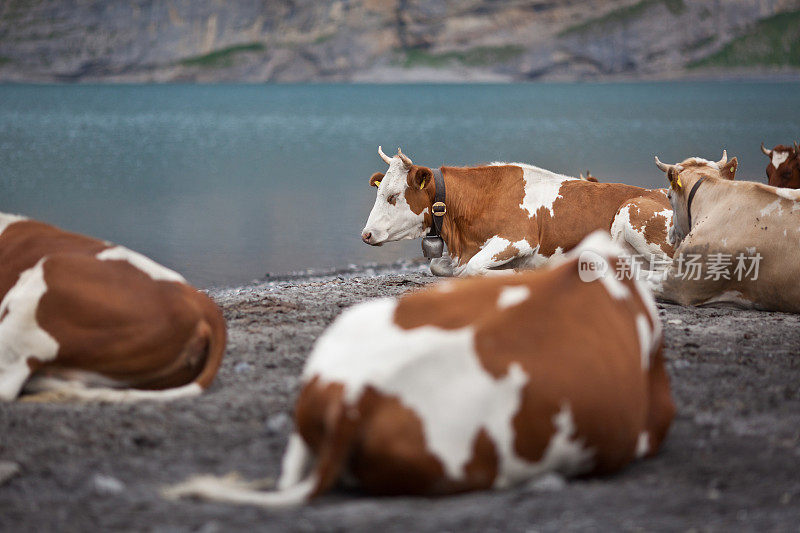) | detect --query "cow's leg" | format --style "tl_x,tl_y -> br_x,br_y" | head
429,257 -> 455,277
460,236 -> 531,276
0,259 -> 60,401
0,358 -> 32,402
611,198 -> 673,270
